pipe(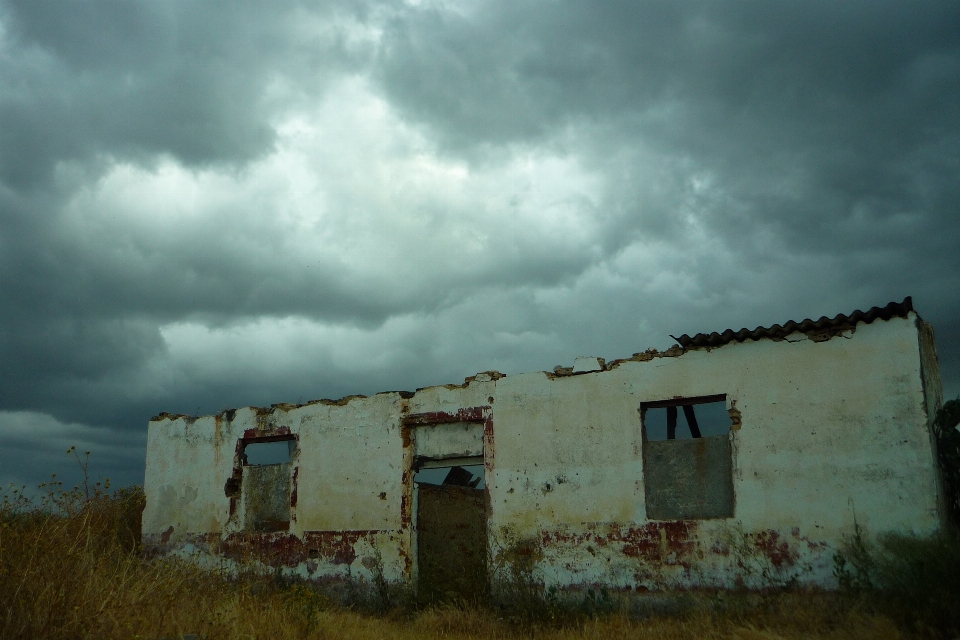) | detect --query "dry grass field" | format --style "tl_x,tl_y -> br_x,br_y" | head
1,454 -> 958,640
